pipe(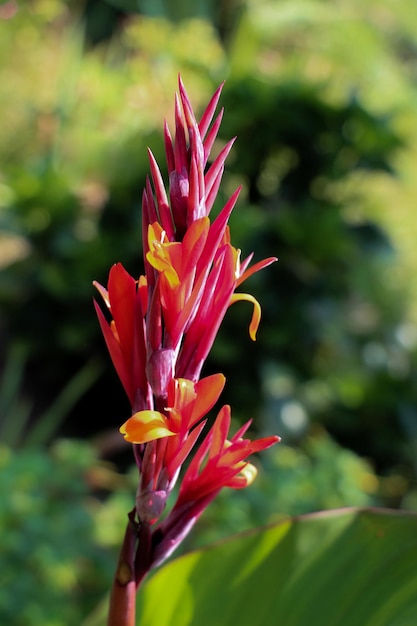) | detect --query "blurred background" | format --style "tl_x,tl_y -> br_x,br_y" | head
2,0 -> 417,623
